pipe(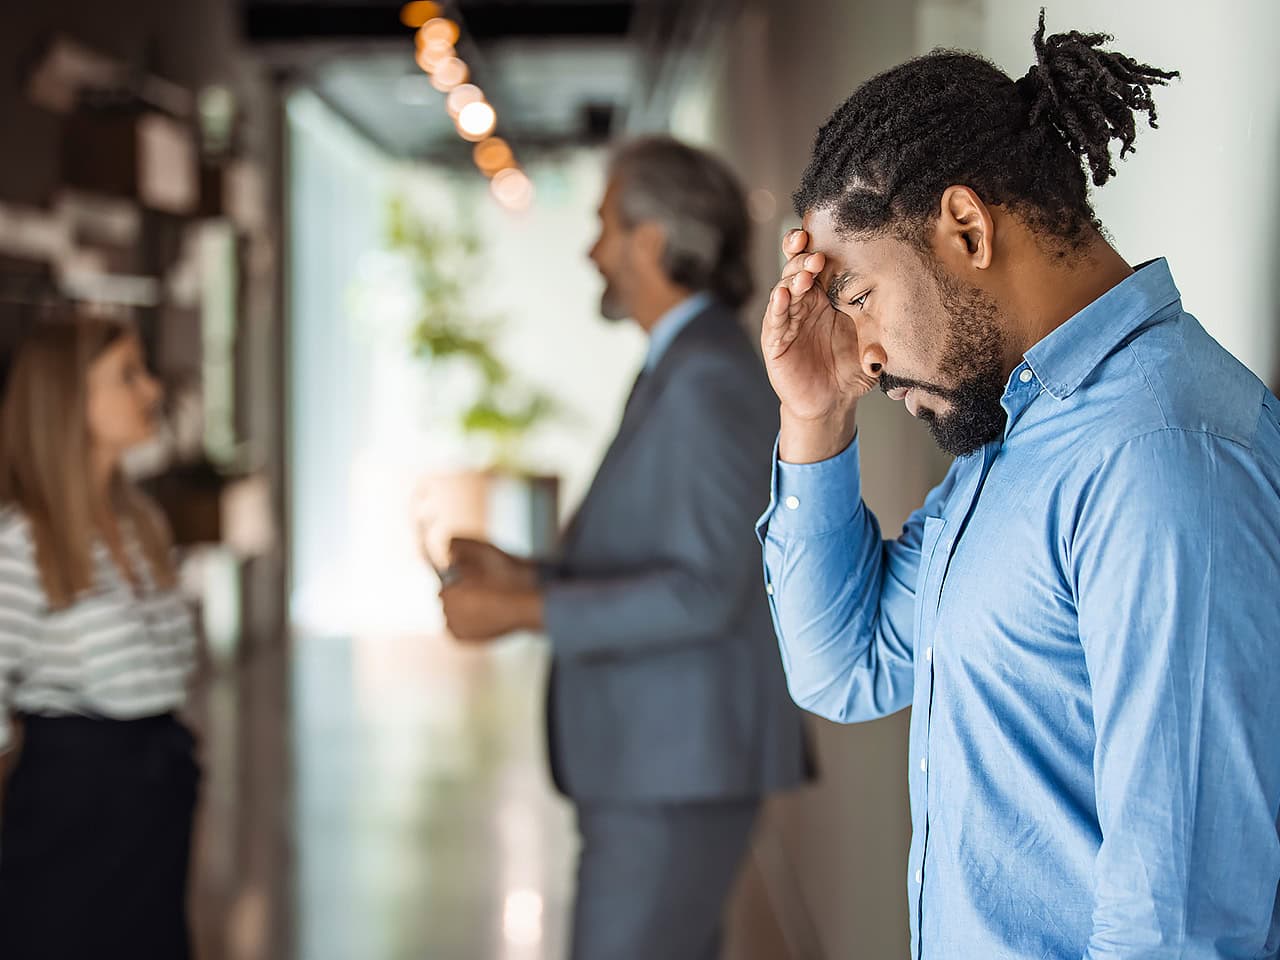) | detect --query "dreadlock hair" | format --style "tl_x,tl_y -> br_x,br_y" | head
793,9 -> 1180,254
